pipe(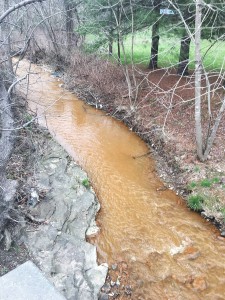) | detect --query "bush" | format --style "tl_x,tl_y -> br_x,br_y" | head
187,194 -> 205,211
